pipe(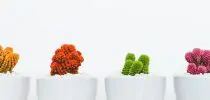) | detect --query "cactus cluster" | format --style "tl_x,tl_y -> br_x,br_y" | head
50,44 -> 84,76
185,48 -> 210,74
0,45 -> 19,73
122,53 -> 150,76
